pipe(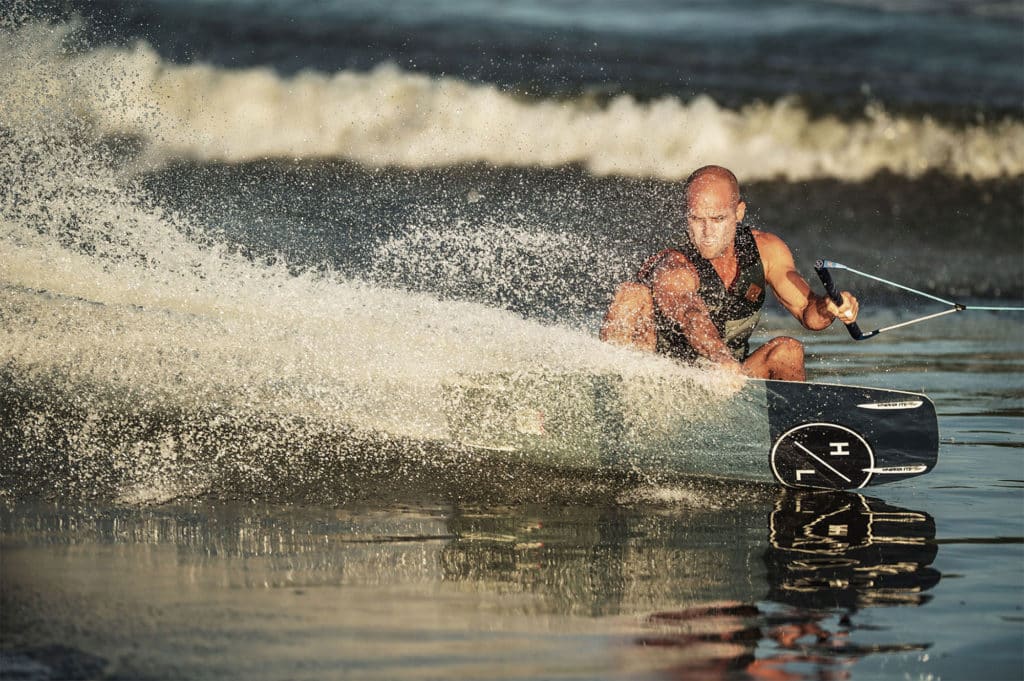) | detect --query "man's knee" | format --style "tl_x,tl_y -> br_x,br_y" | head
768,336 -> 804,360
753,336 -> 805,381
764,337 -> 805,371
